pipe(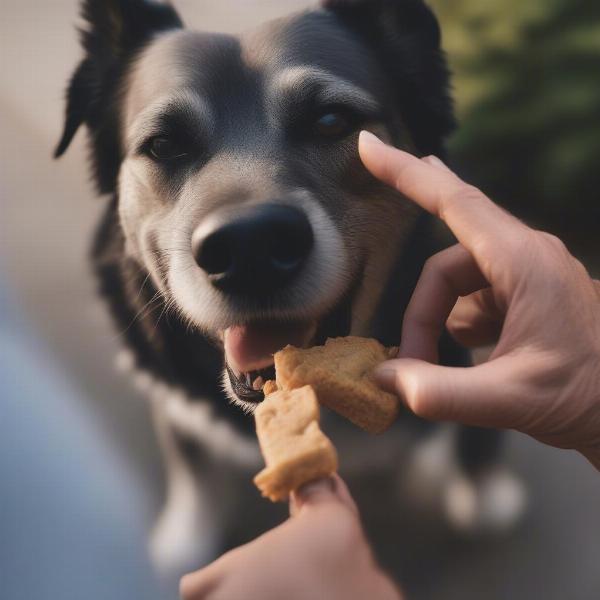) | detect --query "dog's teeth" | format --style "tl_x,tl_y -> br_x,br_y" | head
252,376 -> 264,391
